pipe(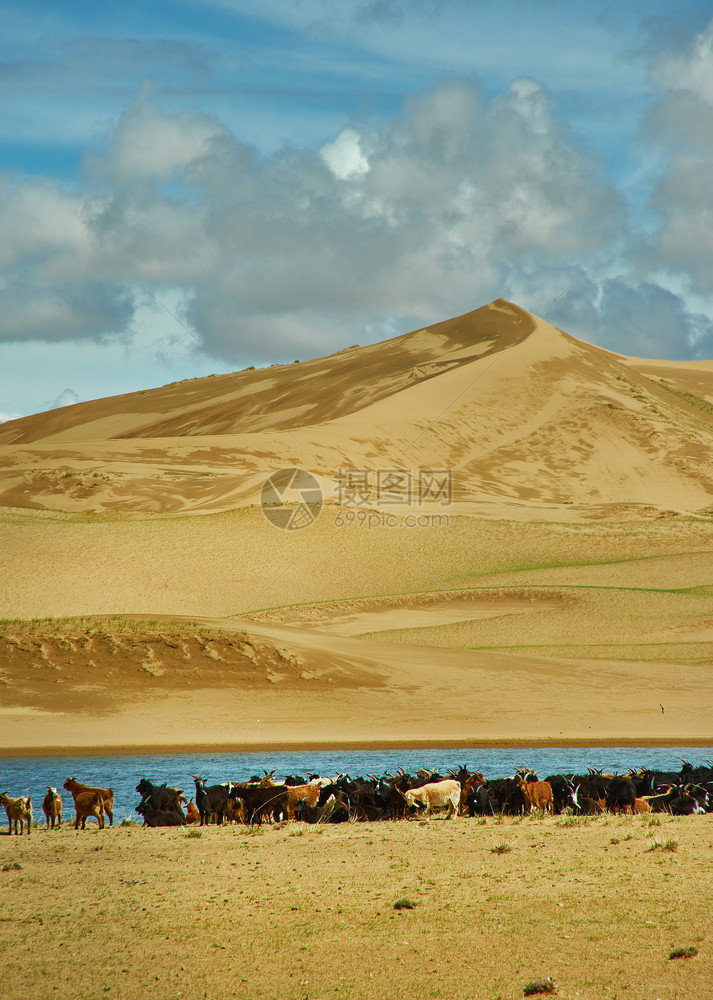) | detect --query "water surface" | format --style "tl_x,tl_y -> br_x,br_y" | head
2,745 -> 710,823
